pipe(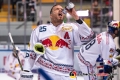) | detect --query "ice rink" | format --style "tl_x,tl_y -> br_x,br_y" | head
0,73 -> 84,80
0,73 -> 38,80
